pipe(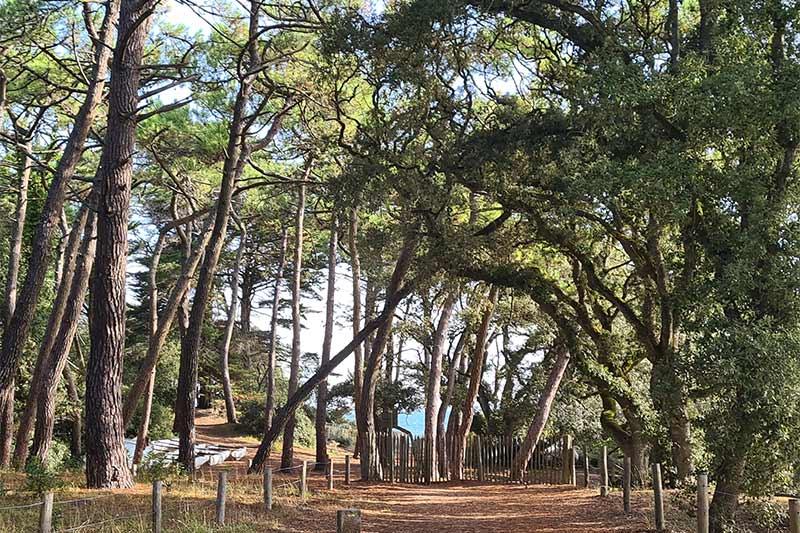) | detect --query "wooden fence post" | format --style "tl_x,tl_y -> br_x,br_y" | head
337,509 -> 362,533
477,436 -> 485,482
152,480 -> 163,533
264,469 -> 273,511
216,471 -> 227,526
39,491 -> 53,533
600,446 -> 609,496
328,461 -> 335,490
301,460 -> 308,496
697,472 -> 709,533
652,463 -> 665,532
790,498 -> 800,533
345,455 -> 351,485
583,449 -> 590,489
623,456 -> 631,514
561,435 -> 576,485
